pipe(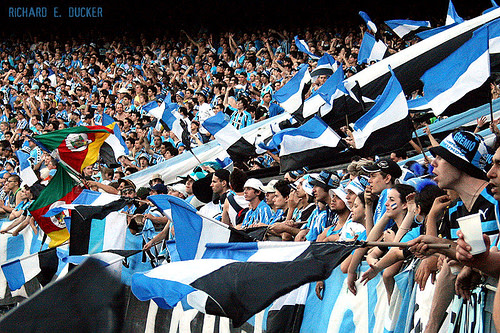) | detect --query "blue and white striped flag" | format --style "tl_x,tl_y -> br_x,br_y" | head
352,69 -> 412,155
421,25 -> 490,115
148,194 -> 251,261
16,150 -> 37,187
359,11 -> 378,33
101,113 -> 129,168
446,0 -> 464,25
1,247 -> 62,291
274,65 -> 311,113
385,19 -> 431,39
310,53 -> 338,78
131,241 -> 359,328
259,116 -> 343,172
294,36 -> 320,60
304,66 -> 345,118
358,32 -> 387,64
202,112 -> 257,162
